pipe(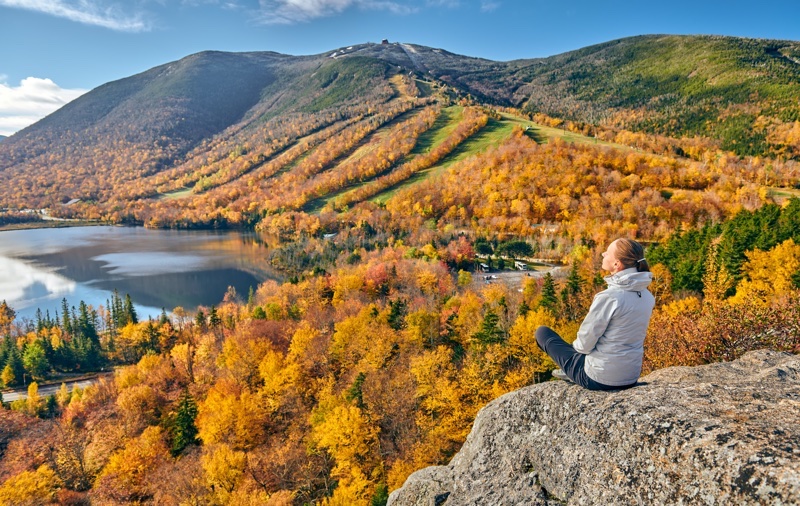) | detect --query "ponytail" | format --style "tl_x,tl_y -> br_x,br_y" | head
615,238 -> 649,272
